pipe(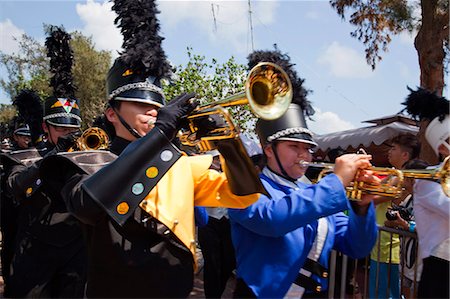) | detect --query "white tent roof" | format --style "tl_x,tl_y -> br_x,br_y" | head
314,121 -> 419,152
